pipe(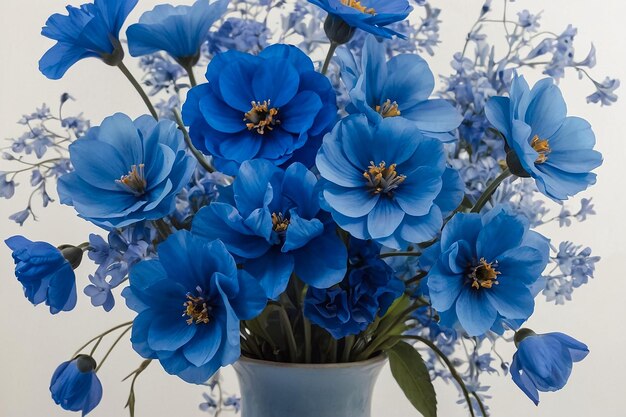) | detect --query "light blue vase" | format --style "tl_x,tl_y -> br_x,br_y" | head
233,355 -> 387,417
